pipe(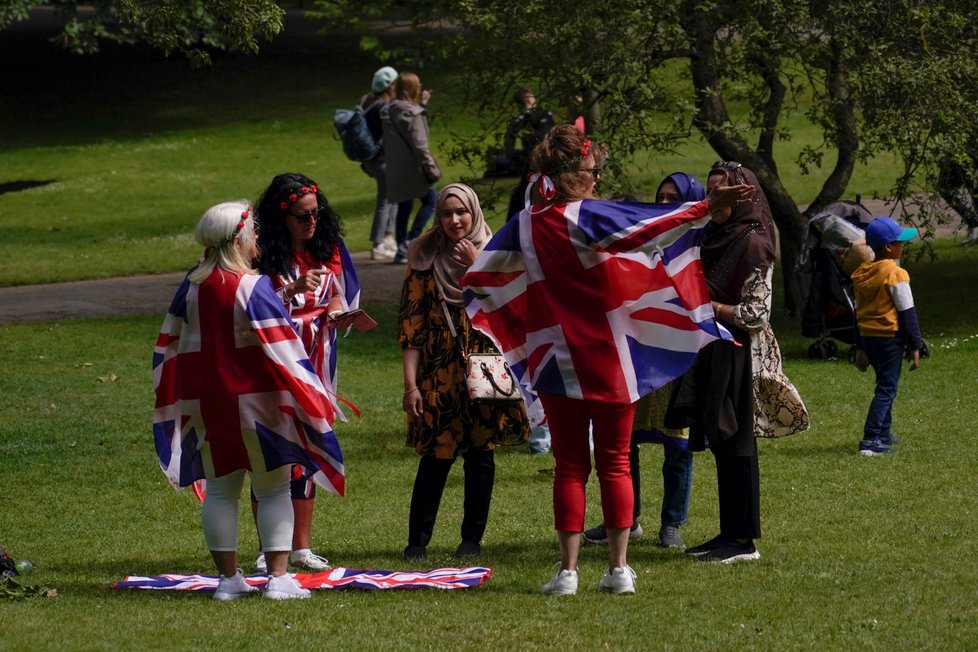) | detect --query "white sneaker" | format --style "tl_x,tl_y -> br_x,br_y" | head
289,550 -> 331,572
598,565 -> 637,595
213,570 -> 258,601
541,567 -> 578,596
381,236 -> 397,254
254,553 -> 267,574
370,245 -> 394,260
264,573 -> 312,600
